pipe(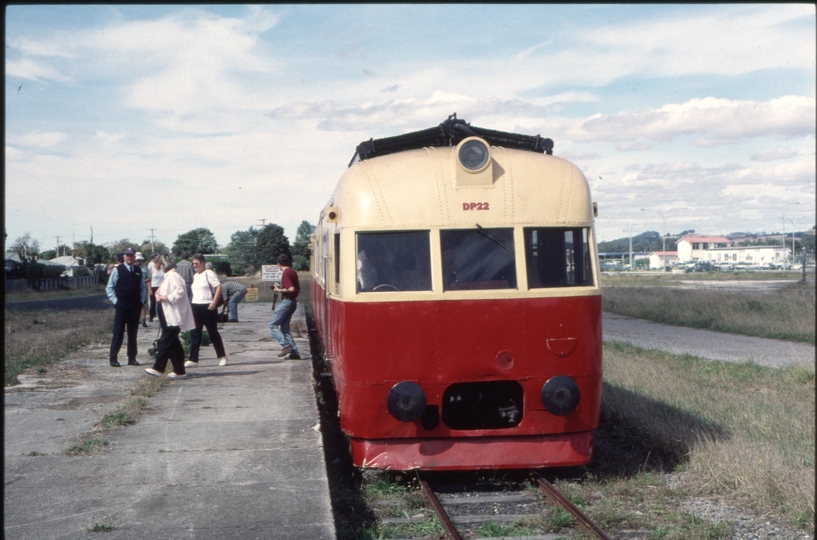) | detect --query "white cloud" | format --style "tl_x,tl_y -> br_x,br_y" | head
6,131 -> 67,148
578,96 -> 815,144
750,149 -> 798,162
5,59 -> 72,82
